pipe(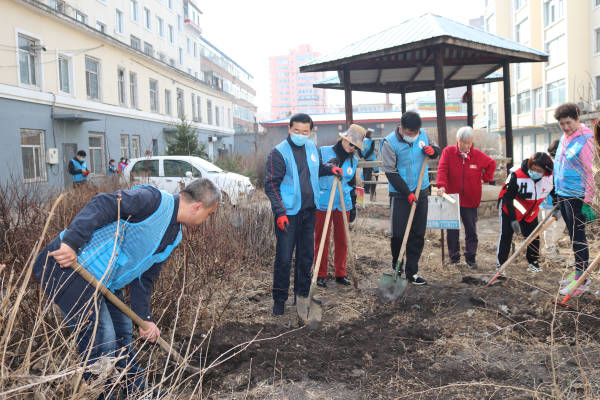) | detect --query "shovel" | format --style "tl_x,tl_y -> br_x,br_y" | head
72,262 -> 201,374
376,159 -> 428,303
336,179 -> 359,288
485,205 -> 558,287
554,253 -> 600,309
296,177 -> 338,329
